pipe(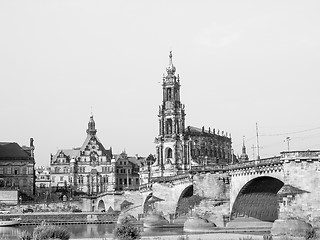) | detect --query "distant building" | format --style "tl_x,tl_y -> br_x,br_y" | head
35,166 -> 51,188
140,52 -> 233,181
50,115 -> 114,195
114,151 -> 144,191
0,139 -> 35,196
50,115 -> 143,196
